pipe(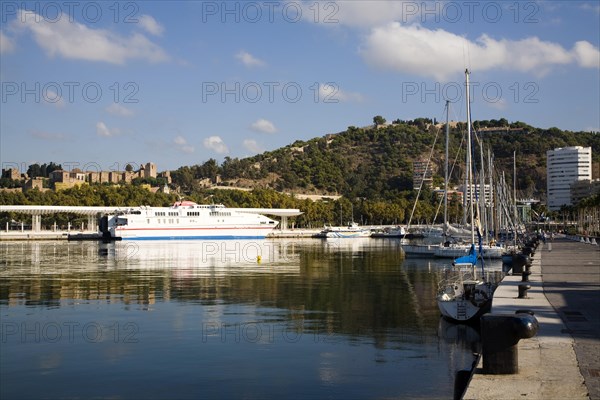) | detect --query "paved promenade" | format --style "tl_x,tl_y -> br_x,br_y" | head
464,236 -> 599,400
541,237 -> 600,399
